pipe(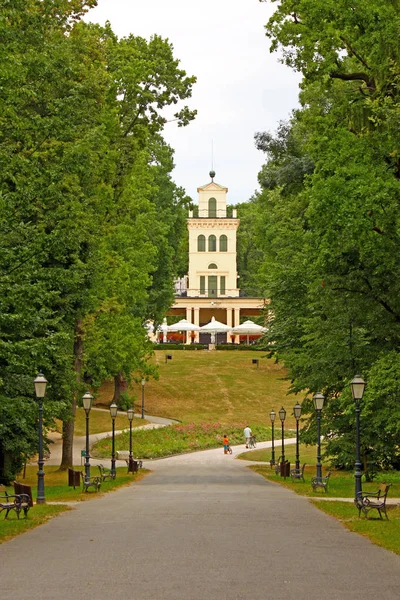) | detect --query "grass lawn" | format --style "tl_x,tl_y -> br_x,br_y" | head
54,407 -> 148,437
11,465 -> 148,502
96,350 -> 293,426
247,460 -> 400,555
73,407 -> 148,436
0,504 -> 72,544
92,422 -> 273,459
312,501 -> 400,555
1,465 -> 149,543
